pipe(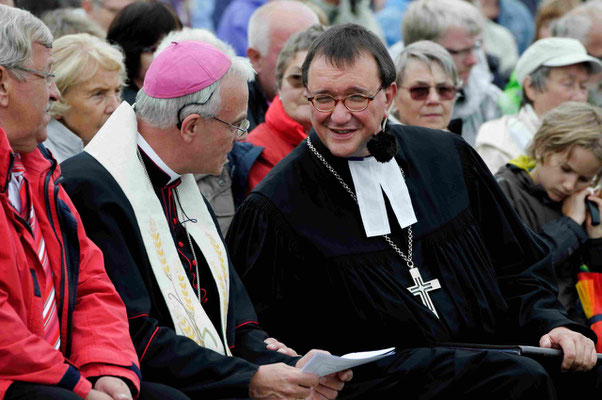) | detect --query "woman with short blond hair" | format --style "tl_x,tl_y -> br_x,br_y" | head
44,33 -> 125,162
